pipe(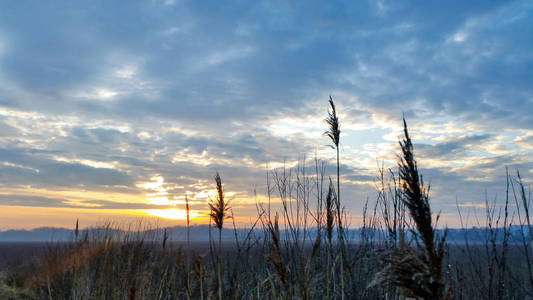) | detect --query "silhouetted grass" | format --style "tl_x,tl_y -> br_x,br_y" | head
0,100 -> 531,299
370,118 -> 448,299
